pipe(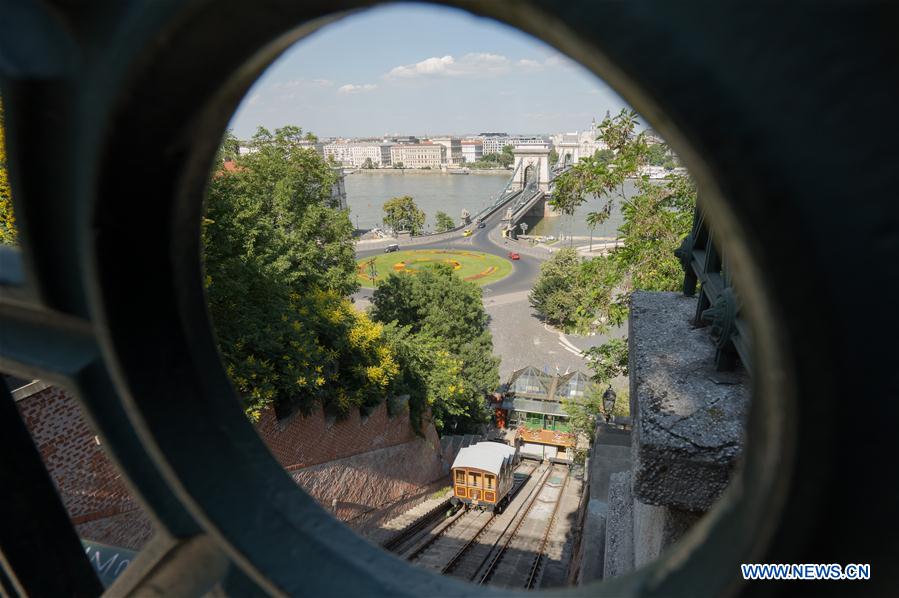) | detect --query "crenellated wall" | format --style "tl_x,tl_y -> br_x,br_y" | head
15,383 -> 447,551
